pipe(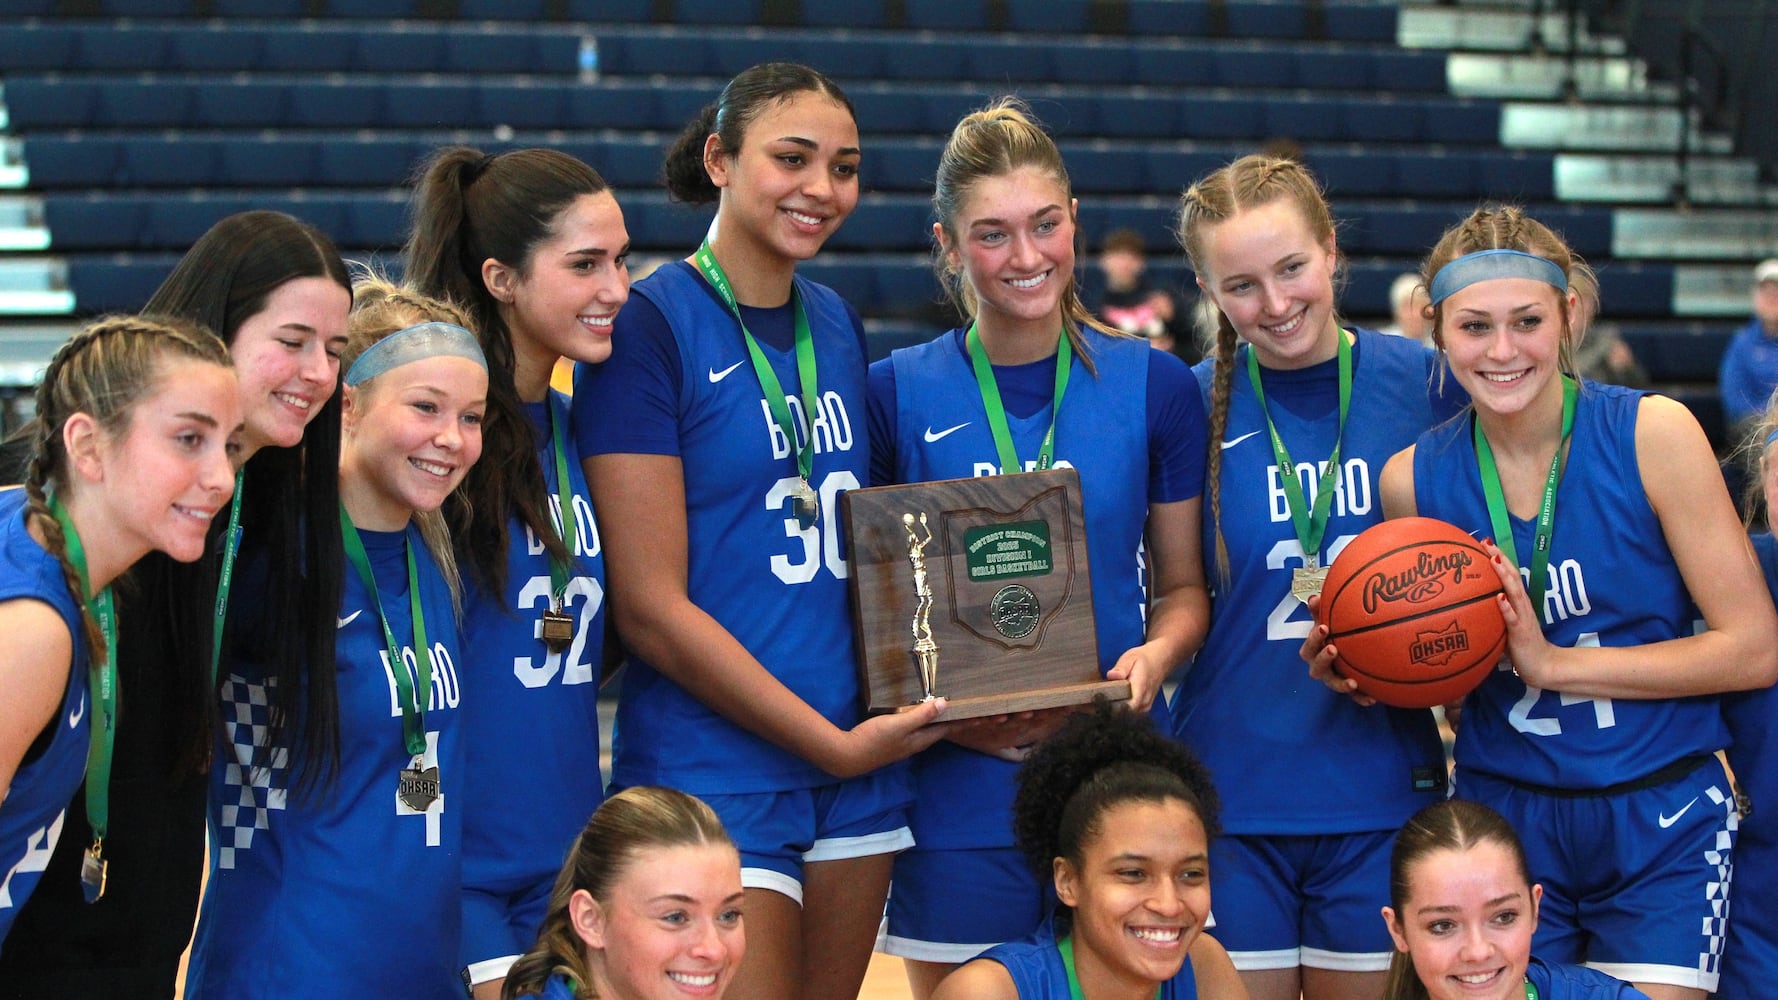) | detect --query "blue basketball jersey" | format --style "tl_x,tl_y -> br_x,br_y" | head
1526,956 -> 1651,998
459,394 -> 604,908
1716,534 -> 1778,1000
188,525 -> 465,999
881,327 -> 1168,849
1726,532 -> 1778,846
0,491 -> 88,946
978,916 -> 1201,1000
604,263 -> 870,794
1413,382 -> 1726,789
1170,329 -> 1449,834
